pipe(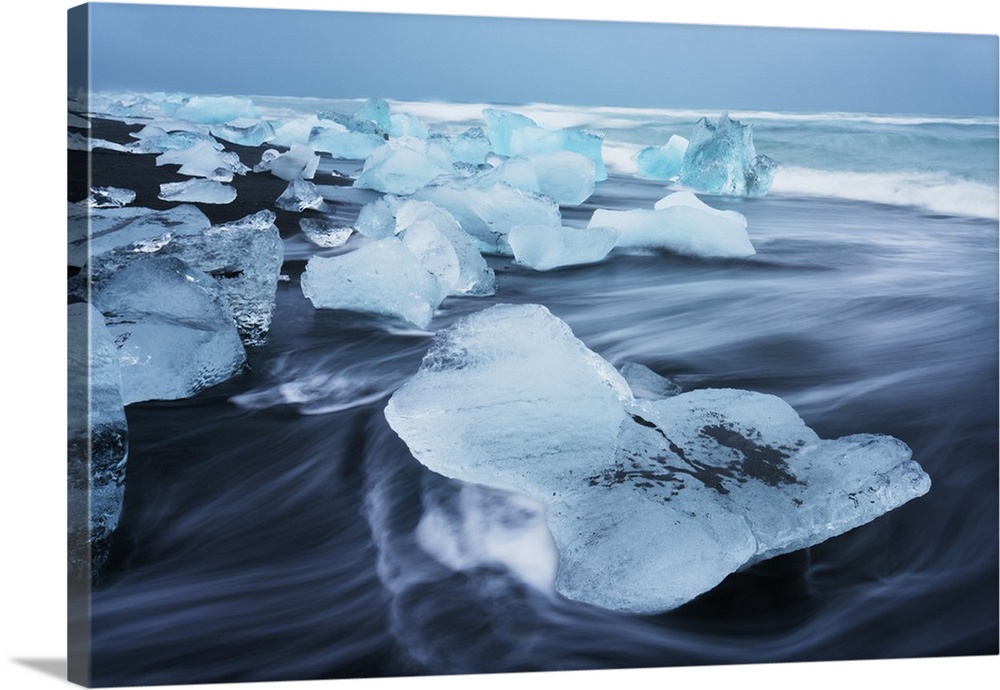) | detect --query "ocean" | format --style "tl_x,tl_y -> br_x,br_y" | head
70,95 -> 998,684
